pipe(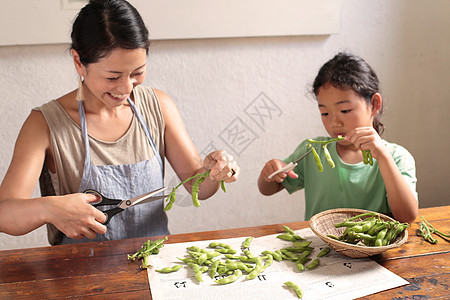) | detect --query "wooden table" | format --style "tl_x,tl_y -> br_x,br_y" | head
1,206 -> 448,299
